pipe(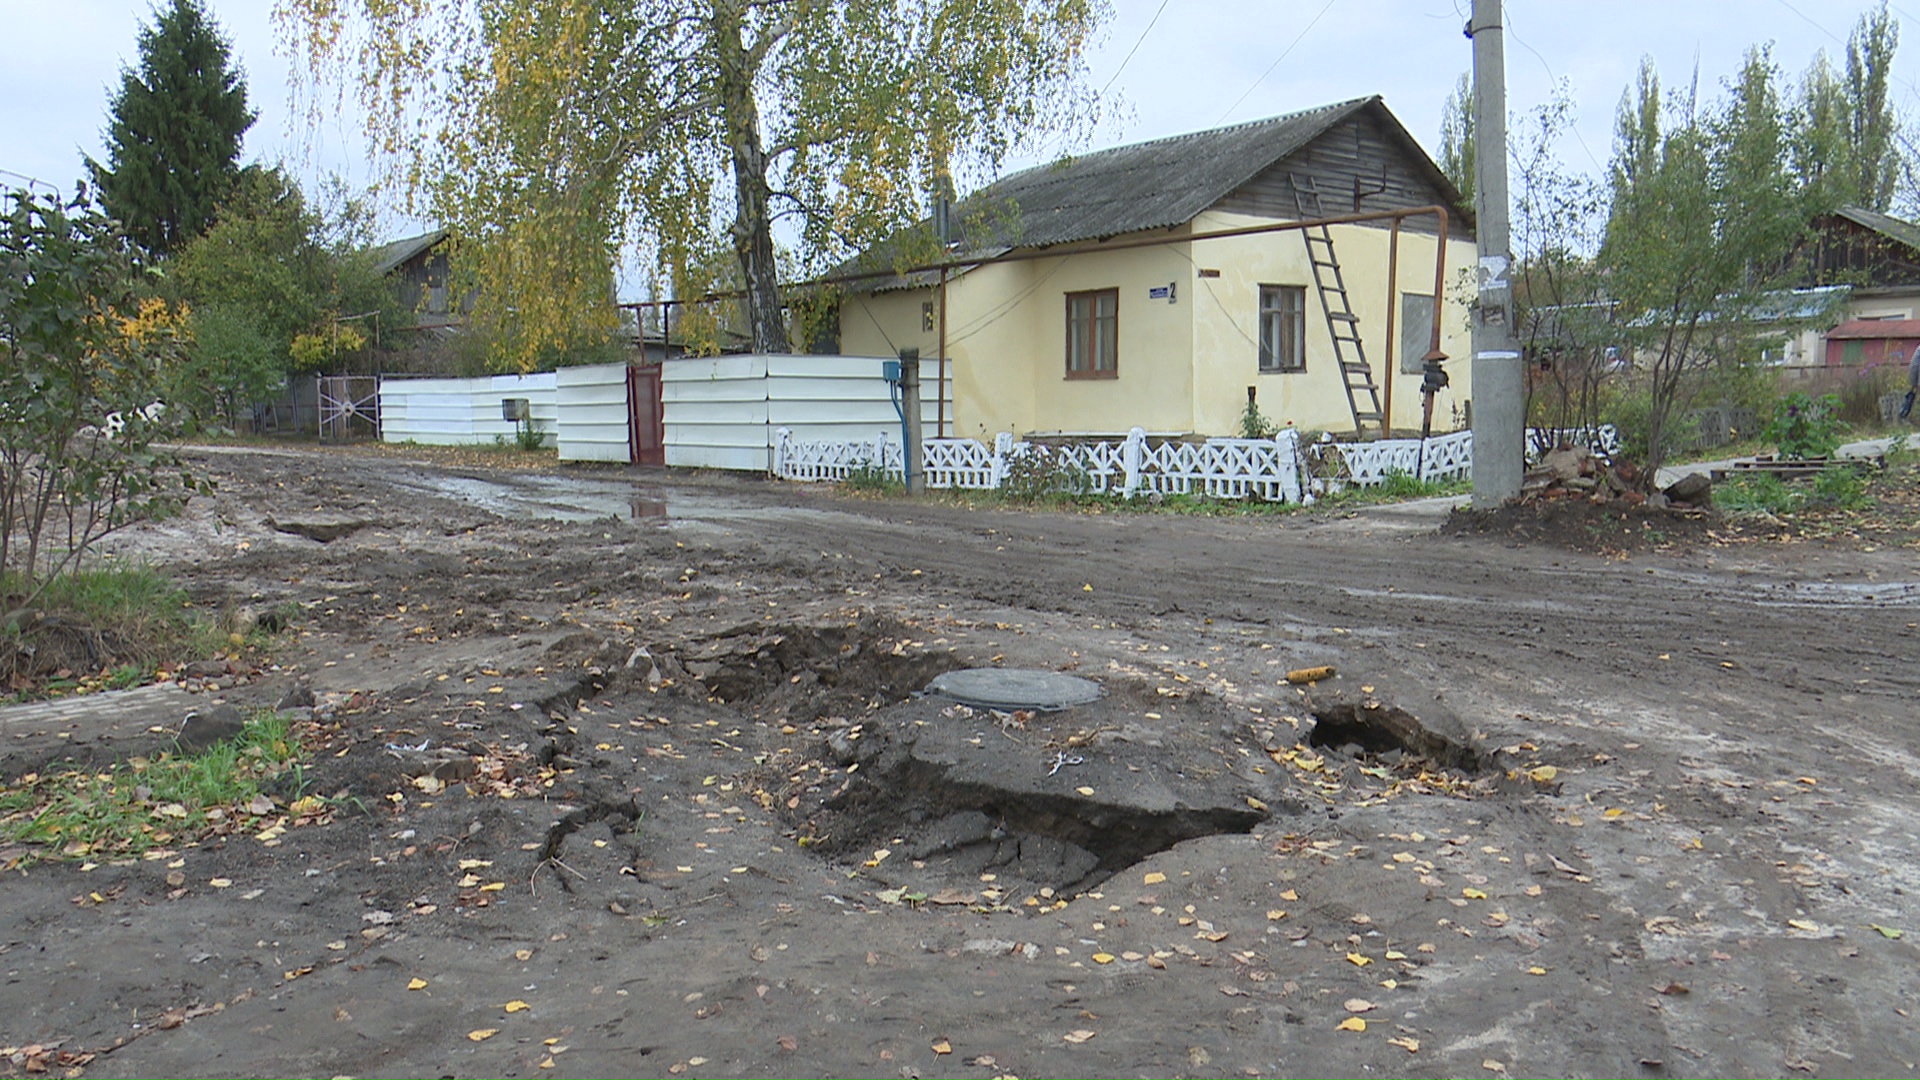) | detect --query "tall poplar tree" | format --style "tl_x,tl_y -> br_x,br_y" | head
91,0 -> 255,254
1438,72 -> 1475,204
